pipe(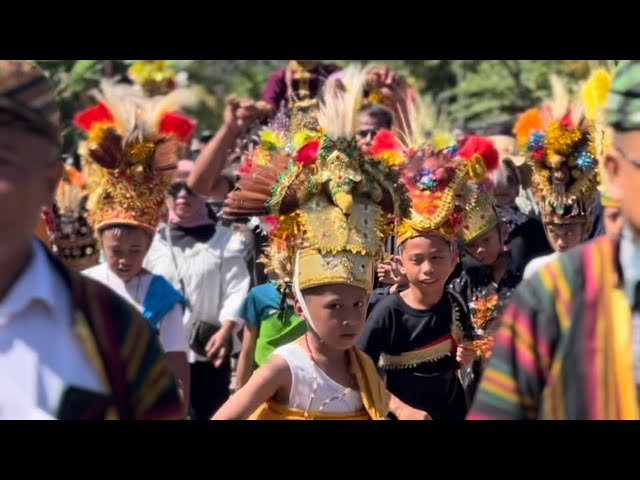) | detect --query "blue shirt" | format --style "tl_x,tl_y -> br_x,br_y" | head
237,282 -> 282,328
